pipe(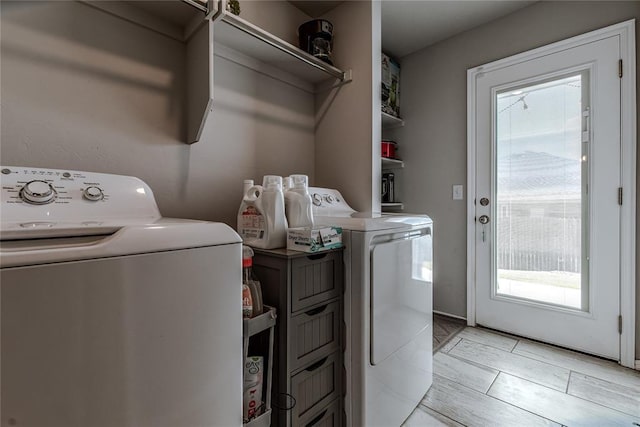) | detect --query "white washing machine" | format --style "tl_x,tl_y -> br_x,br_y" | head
0,166 -> 243,427
309,187 -> 433,427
